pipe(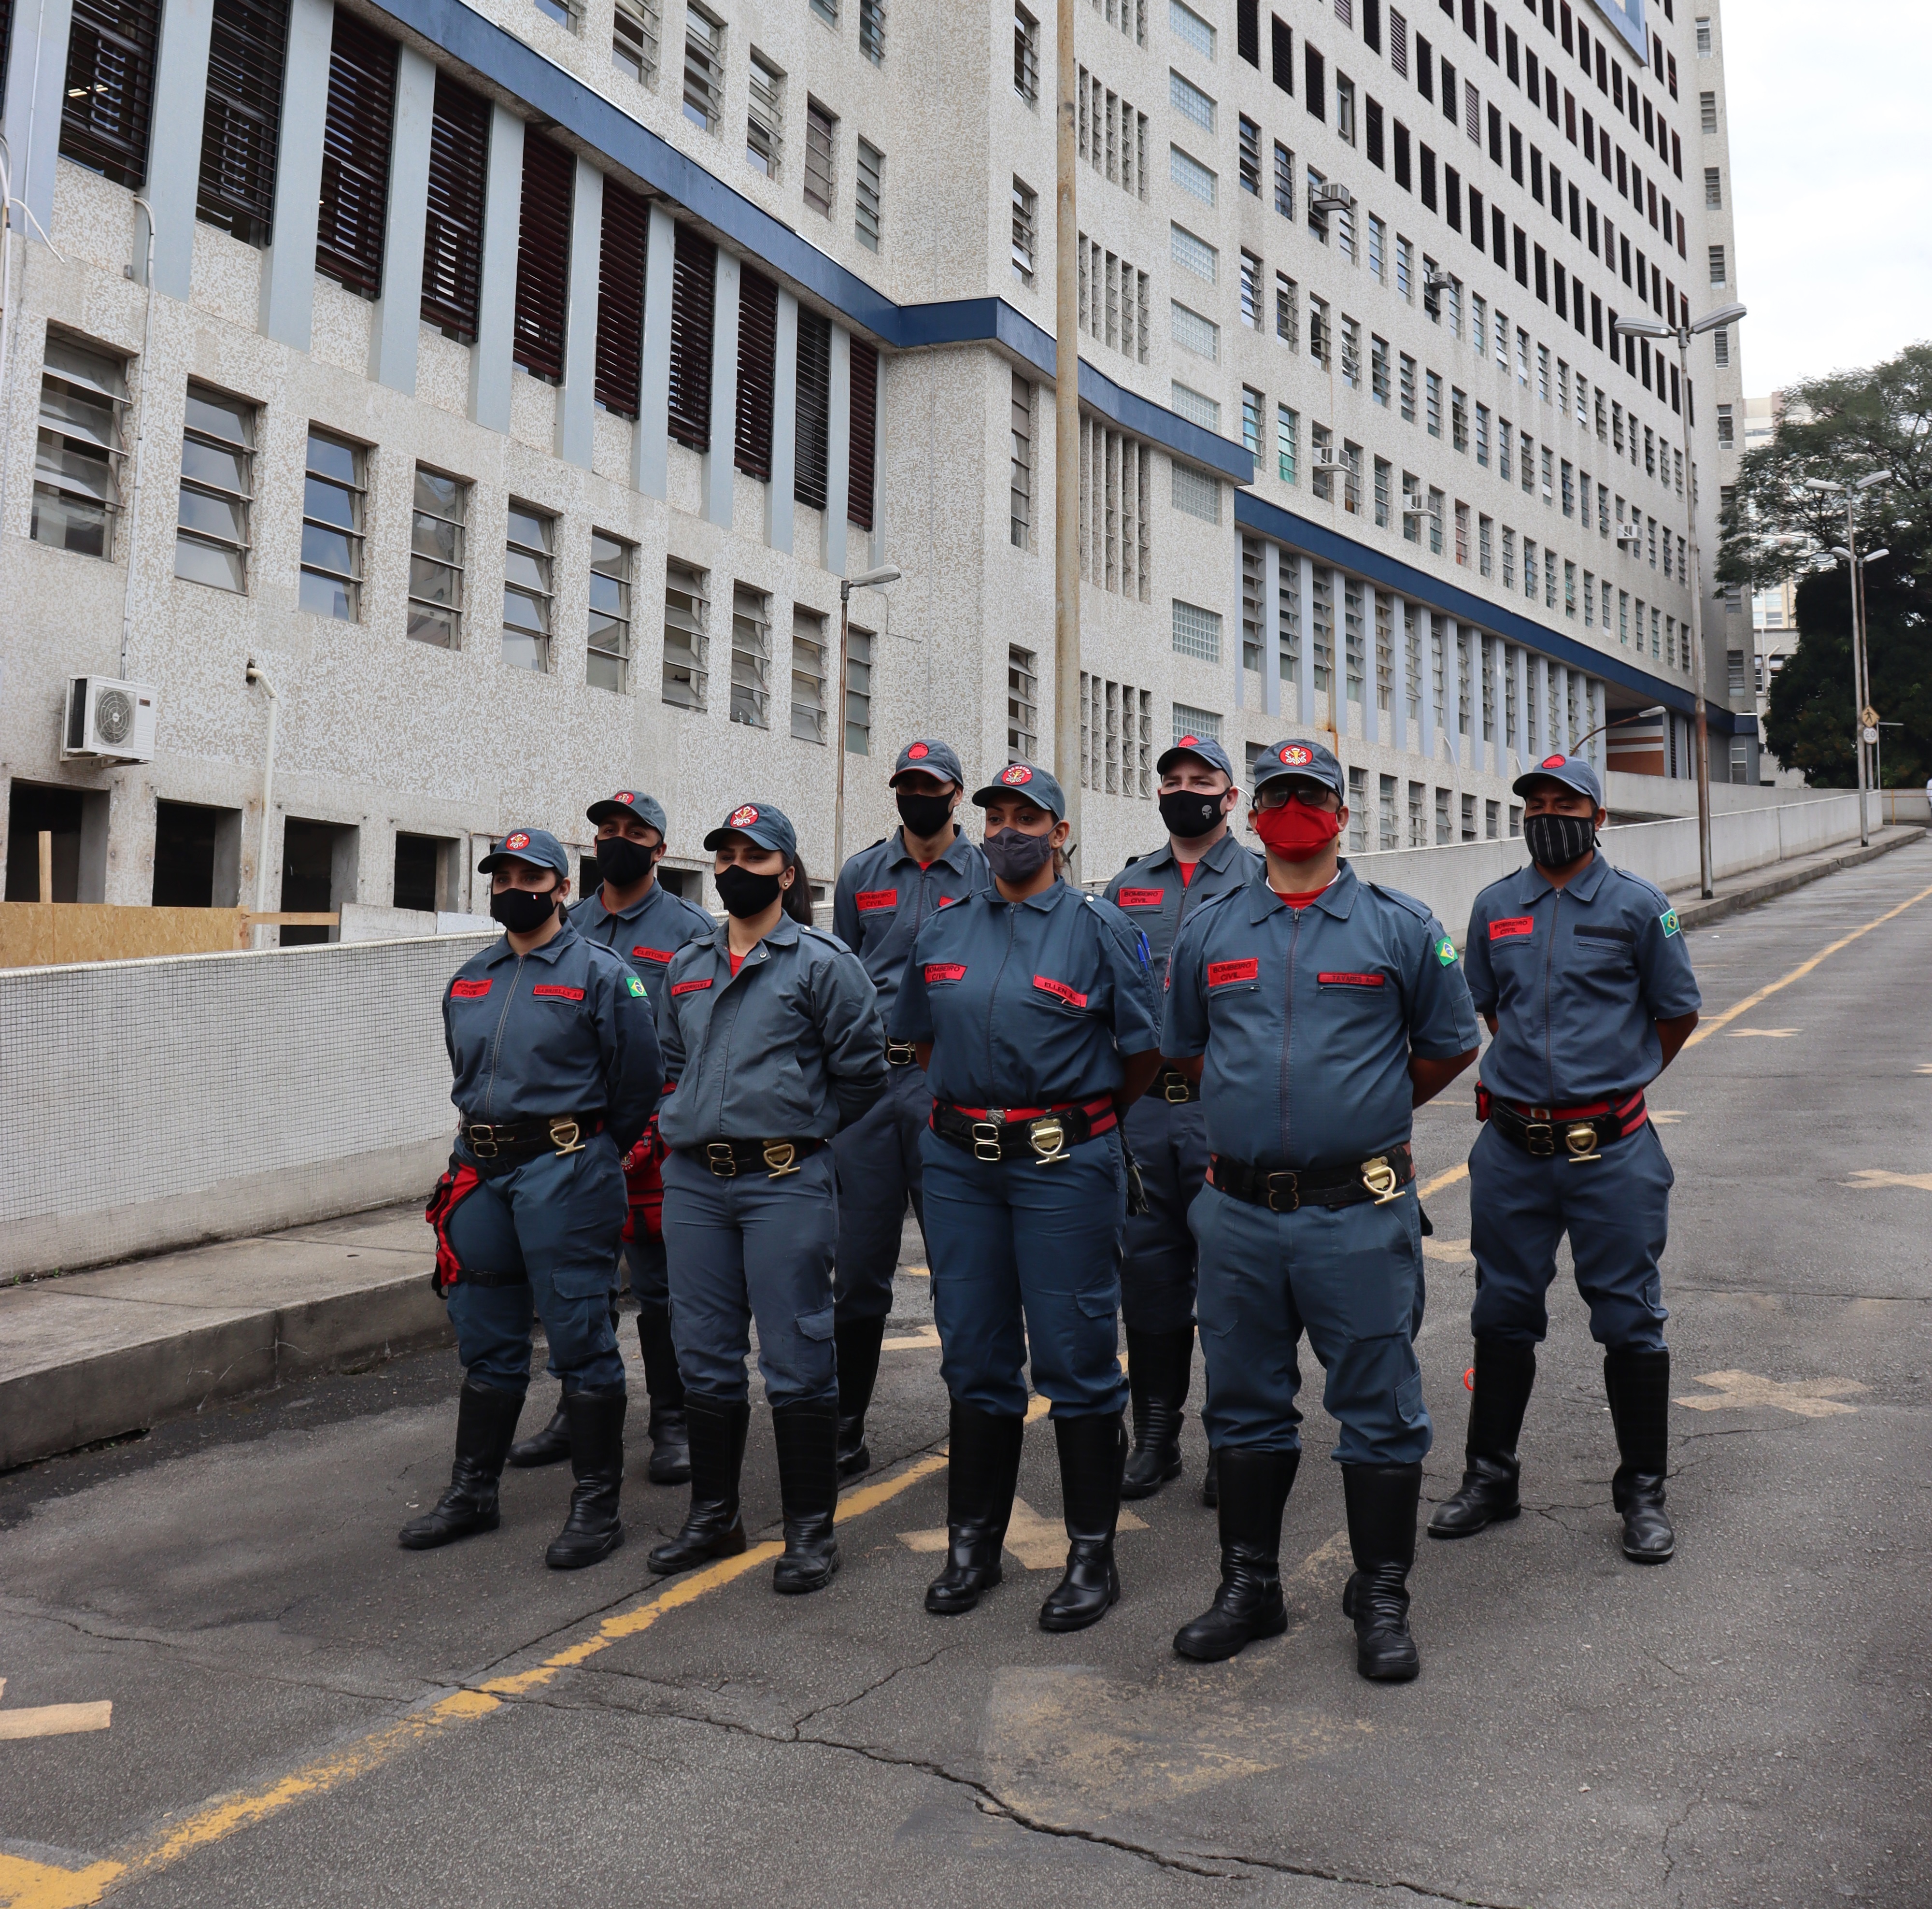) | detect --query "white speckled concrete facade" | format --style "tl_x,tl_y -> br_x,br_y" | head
0,0 -> 1747,918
